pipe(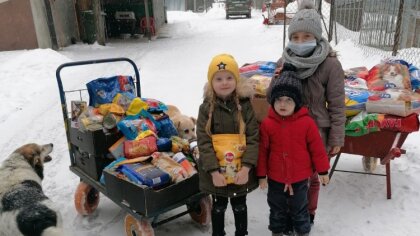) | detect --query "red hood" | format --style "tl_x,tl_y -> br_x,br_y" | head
268,106 -> 309,122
